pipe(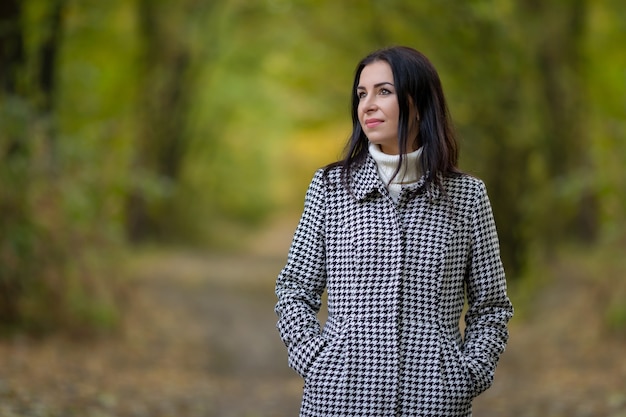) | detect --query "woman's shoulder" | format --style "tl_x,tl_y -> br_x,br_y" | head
306,164 -> 343,192
315,160 -> 356,184
443,172 -> 488,202
446,172 -> 485,187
